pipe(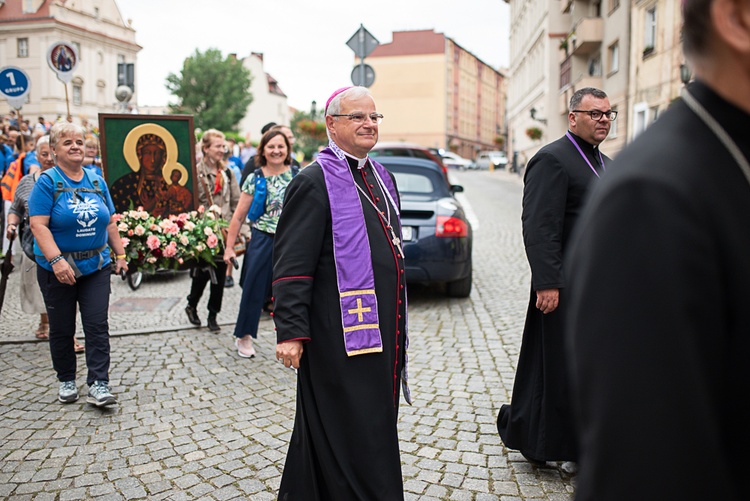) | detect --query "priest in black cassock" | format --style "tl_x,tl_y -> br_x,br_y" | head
566,0 -> 750,498
273,86 -> 409,501
497,88 -> 613,469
